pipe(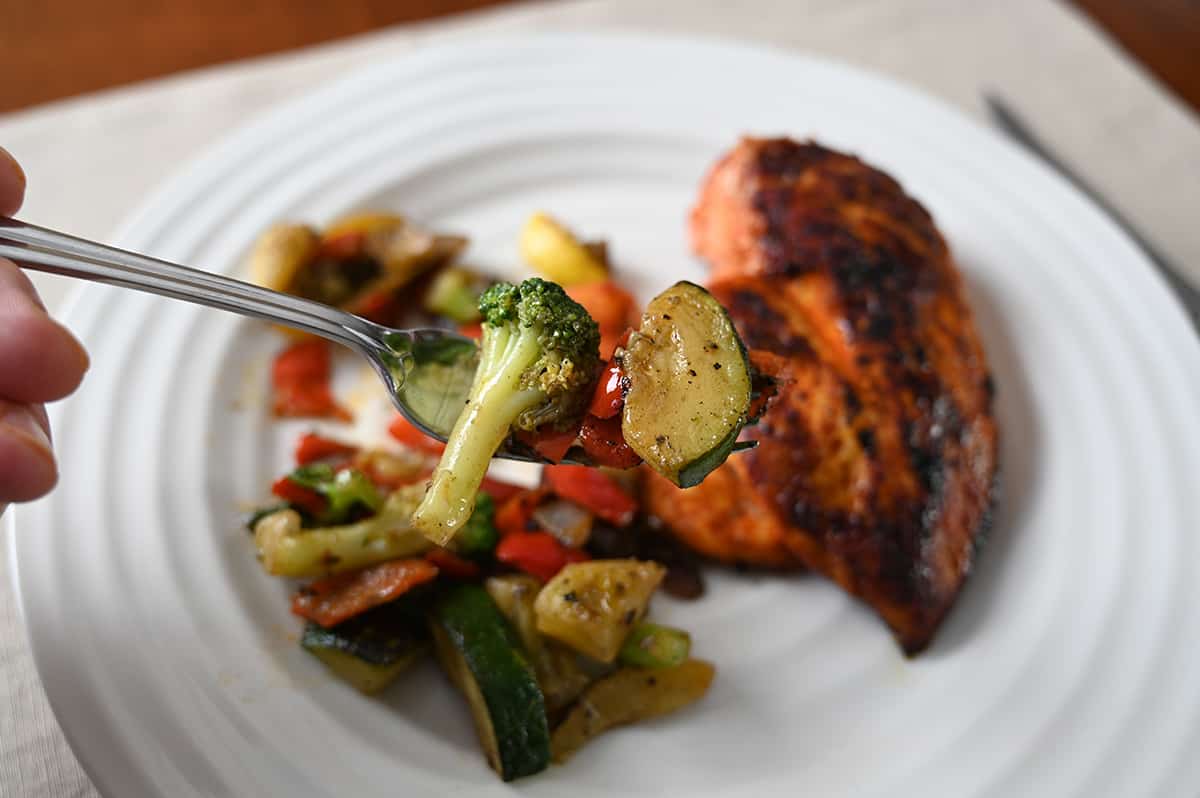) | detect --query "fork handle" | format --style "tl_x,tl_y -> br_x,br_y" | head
0,216 -> 385,352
